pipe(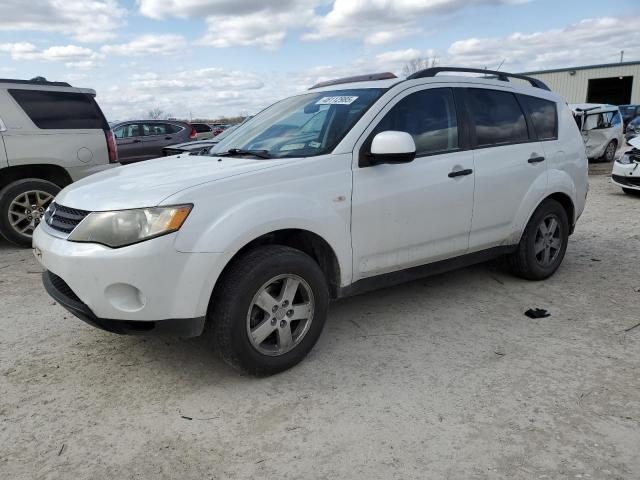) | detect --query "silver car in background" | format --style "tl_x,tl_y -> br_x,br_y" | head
0,77 -> 116,246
